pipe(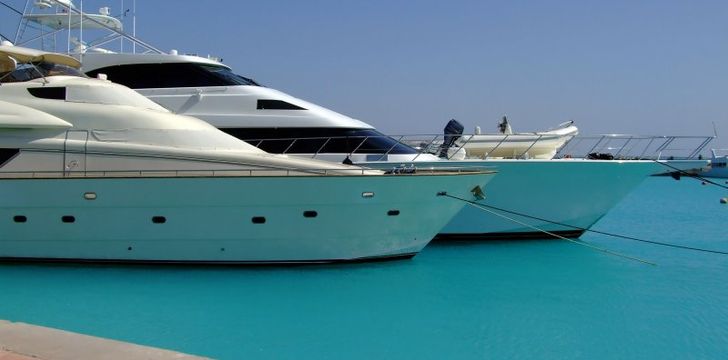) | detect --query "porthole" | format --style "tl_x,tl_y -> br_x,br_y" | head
152,216 -> 166,224
303,211 -> 318,218
387,210 -> 400,216
252,216 -> 266,224
13,215 -> 27,223
62,215 -> 75,223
